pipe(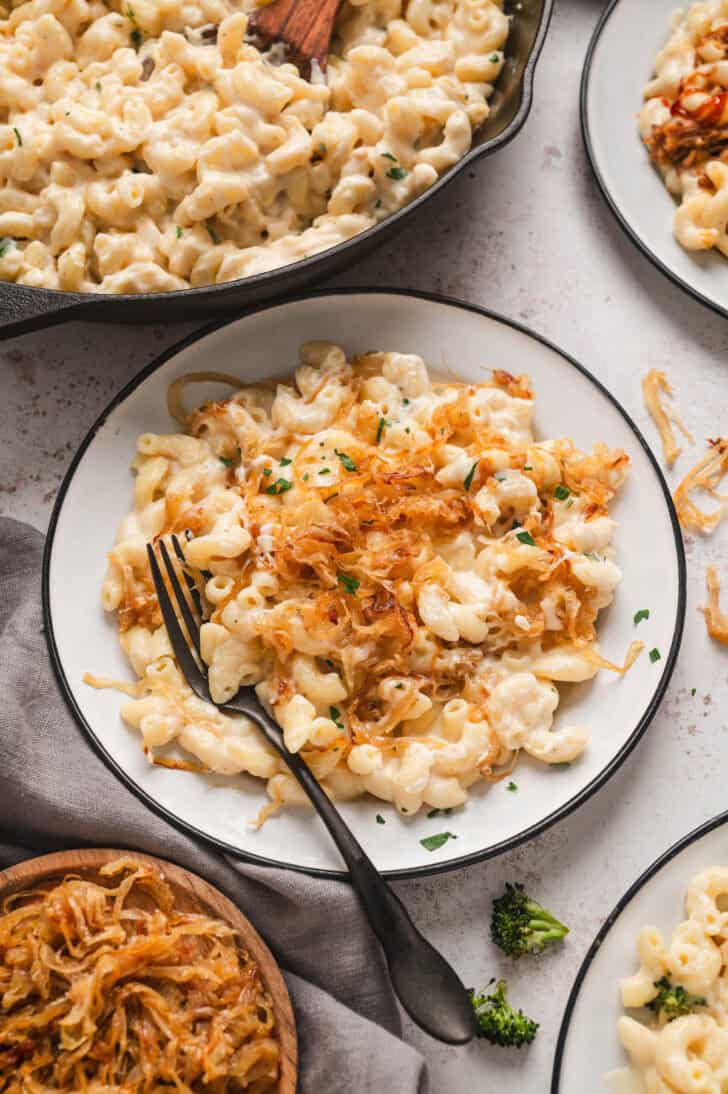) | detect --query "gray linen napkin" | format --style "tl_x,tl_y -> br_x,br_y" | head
0,516 -> 428,1093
